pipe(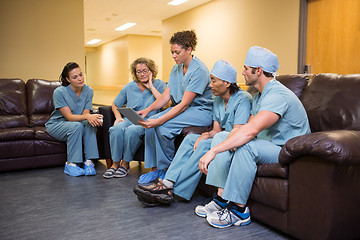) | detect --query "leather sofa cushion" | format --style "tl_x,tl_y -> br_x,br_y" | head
250,177 -> 288,212
249,164 -> 289,212
0,78 -> 28,128
247,74 -> 309,98
0,140 -> 35,159
301,73 -> 360,132
0,128 -> 34,141
27,79 -> 60,127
